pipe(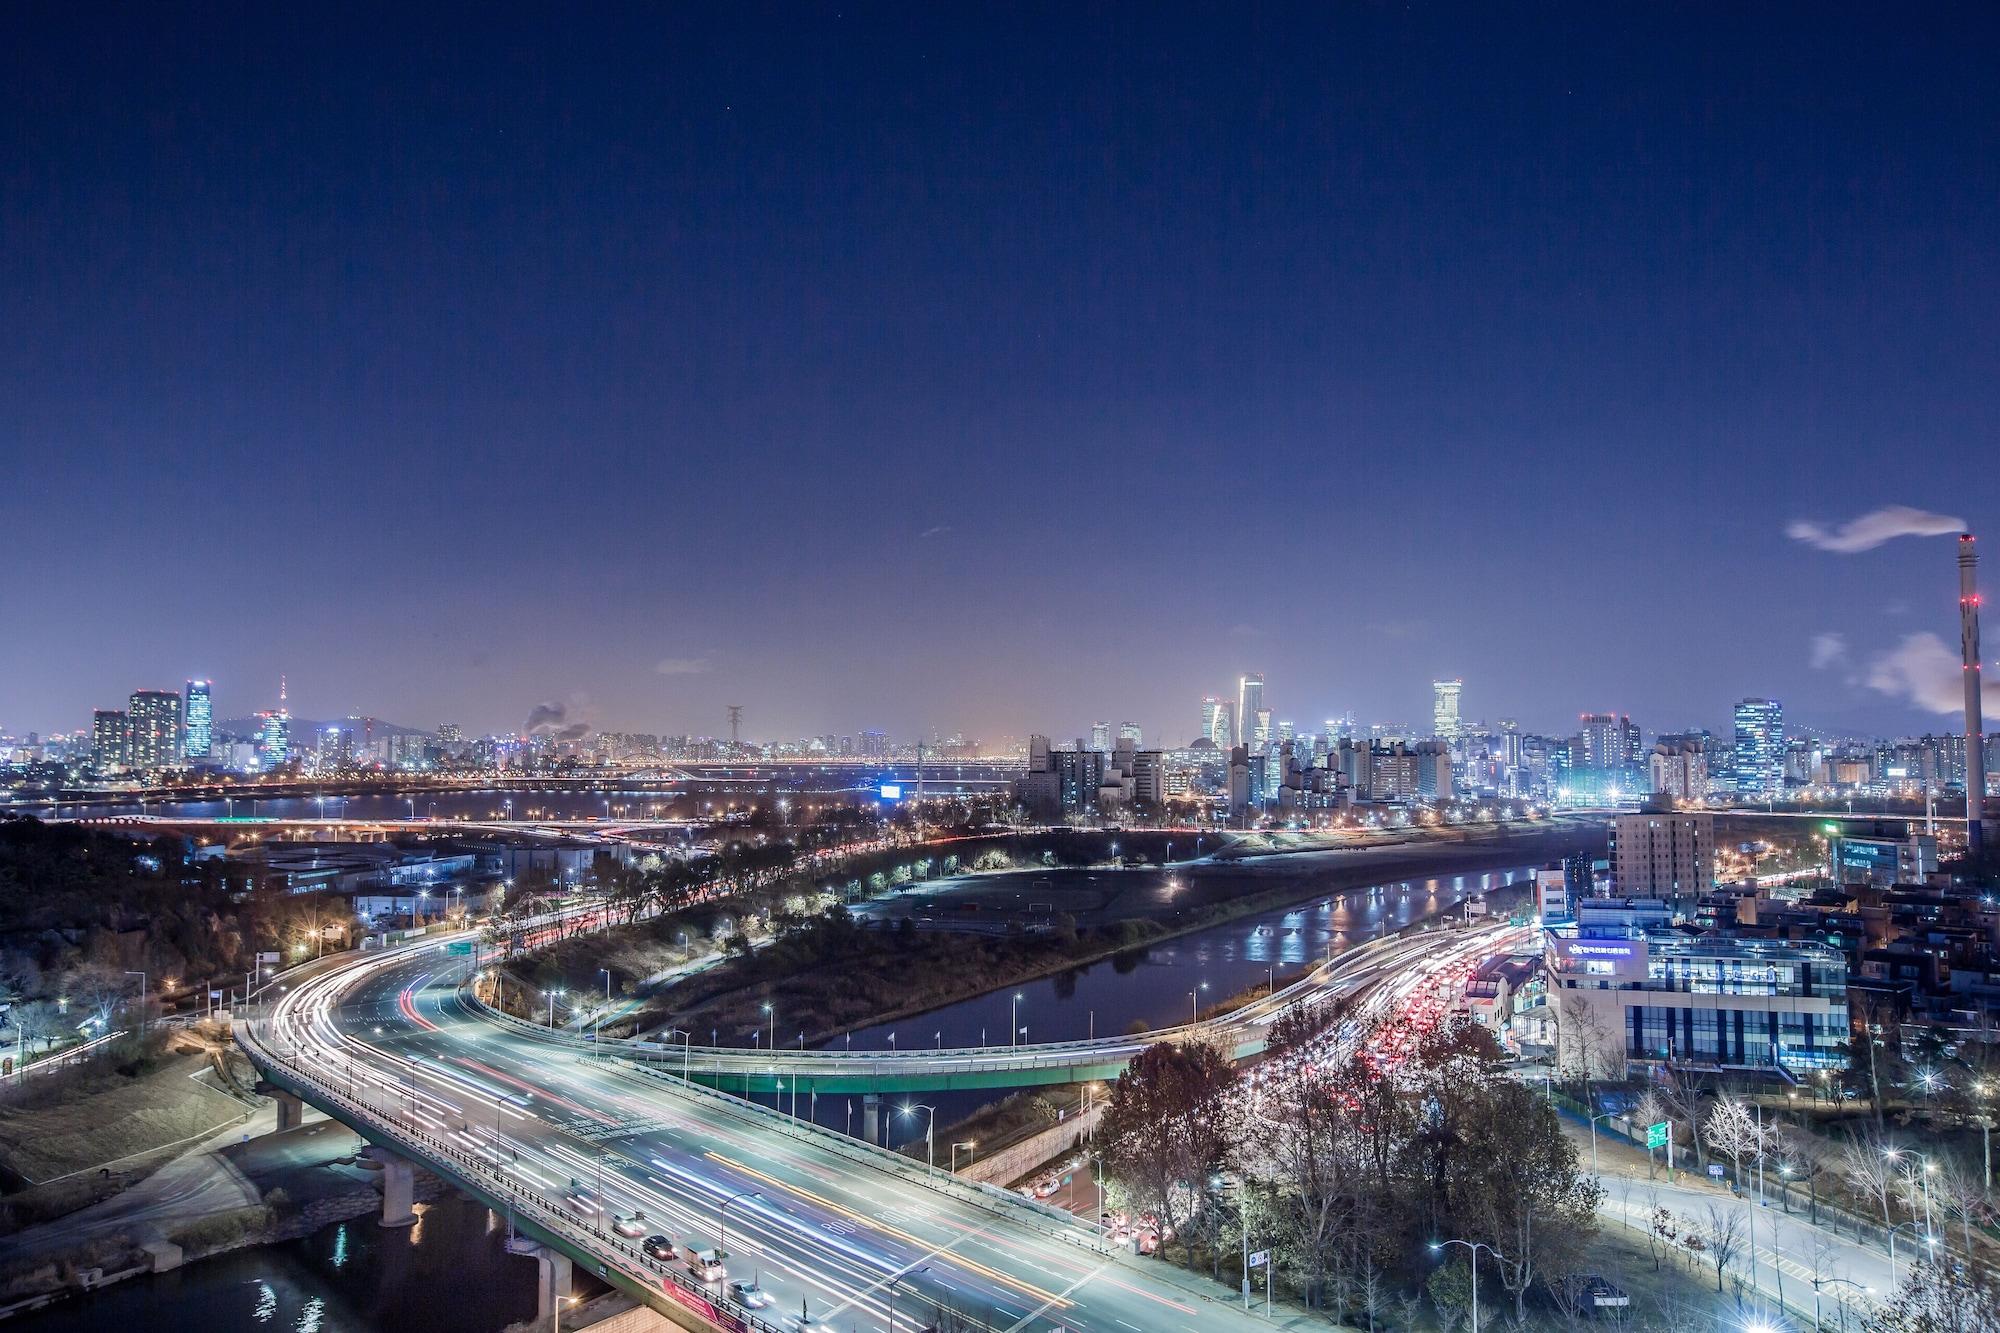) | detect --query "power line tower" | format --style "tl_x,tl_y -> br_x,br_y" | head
726,705 -> 743,751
